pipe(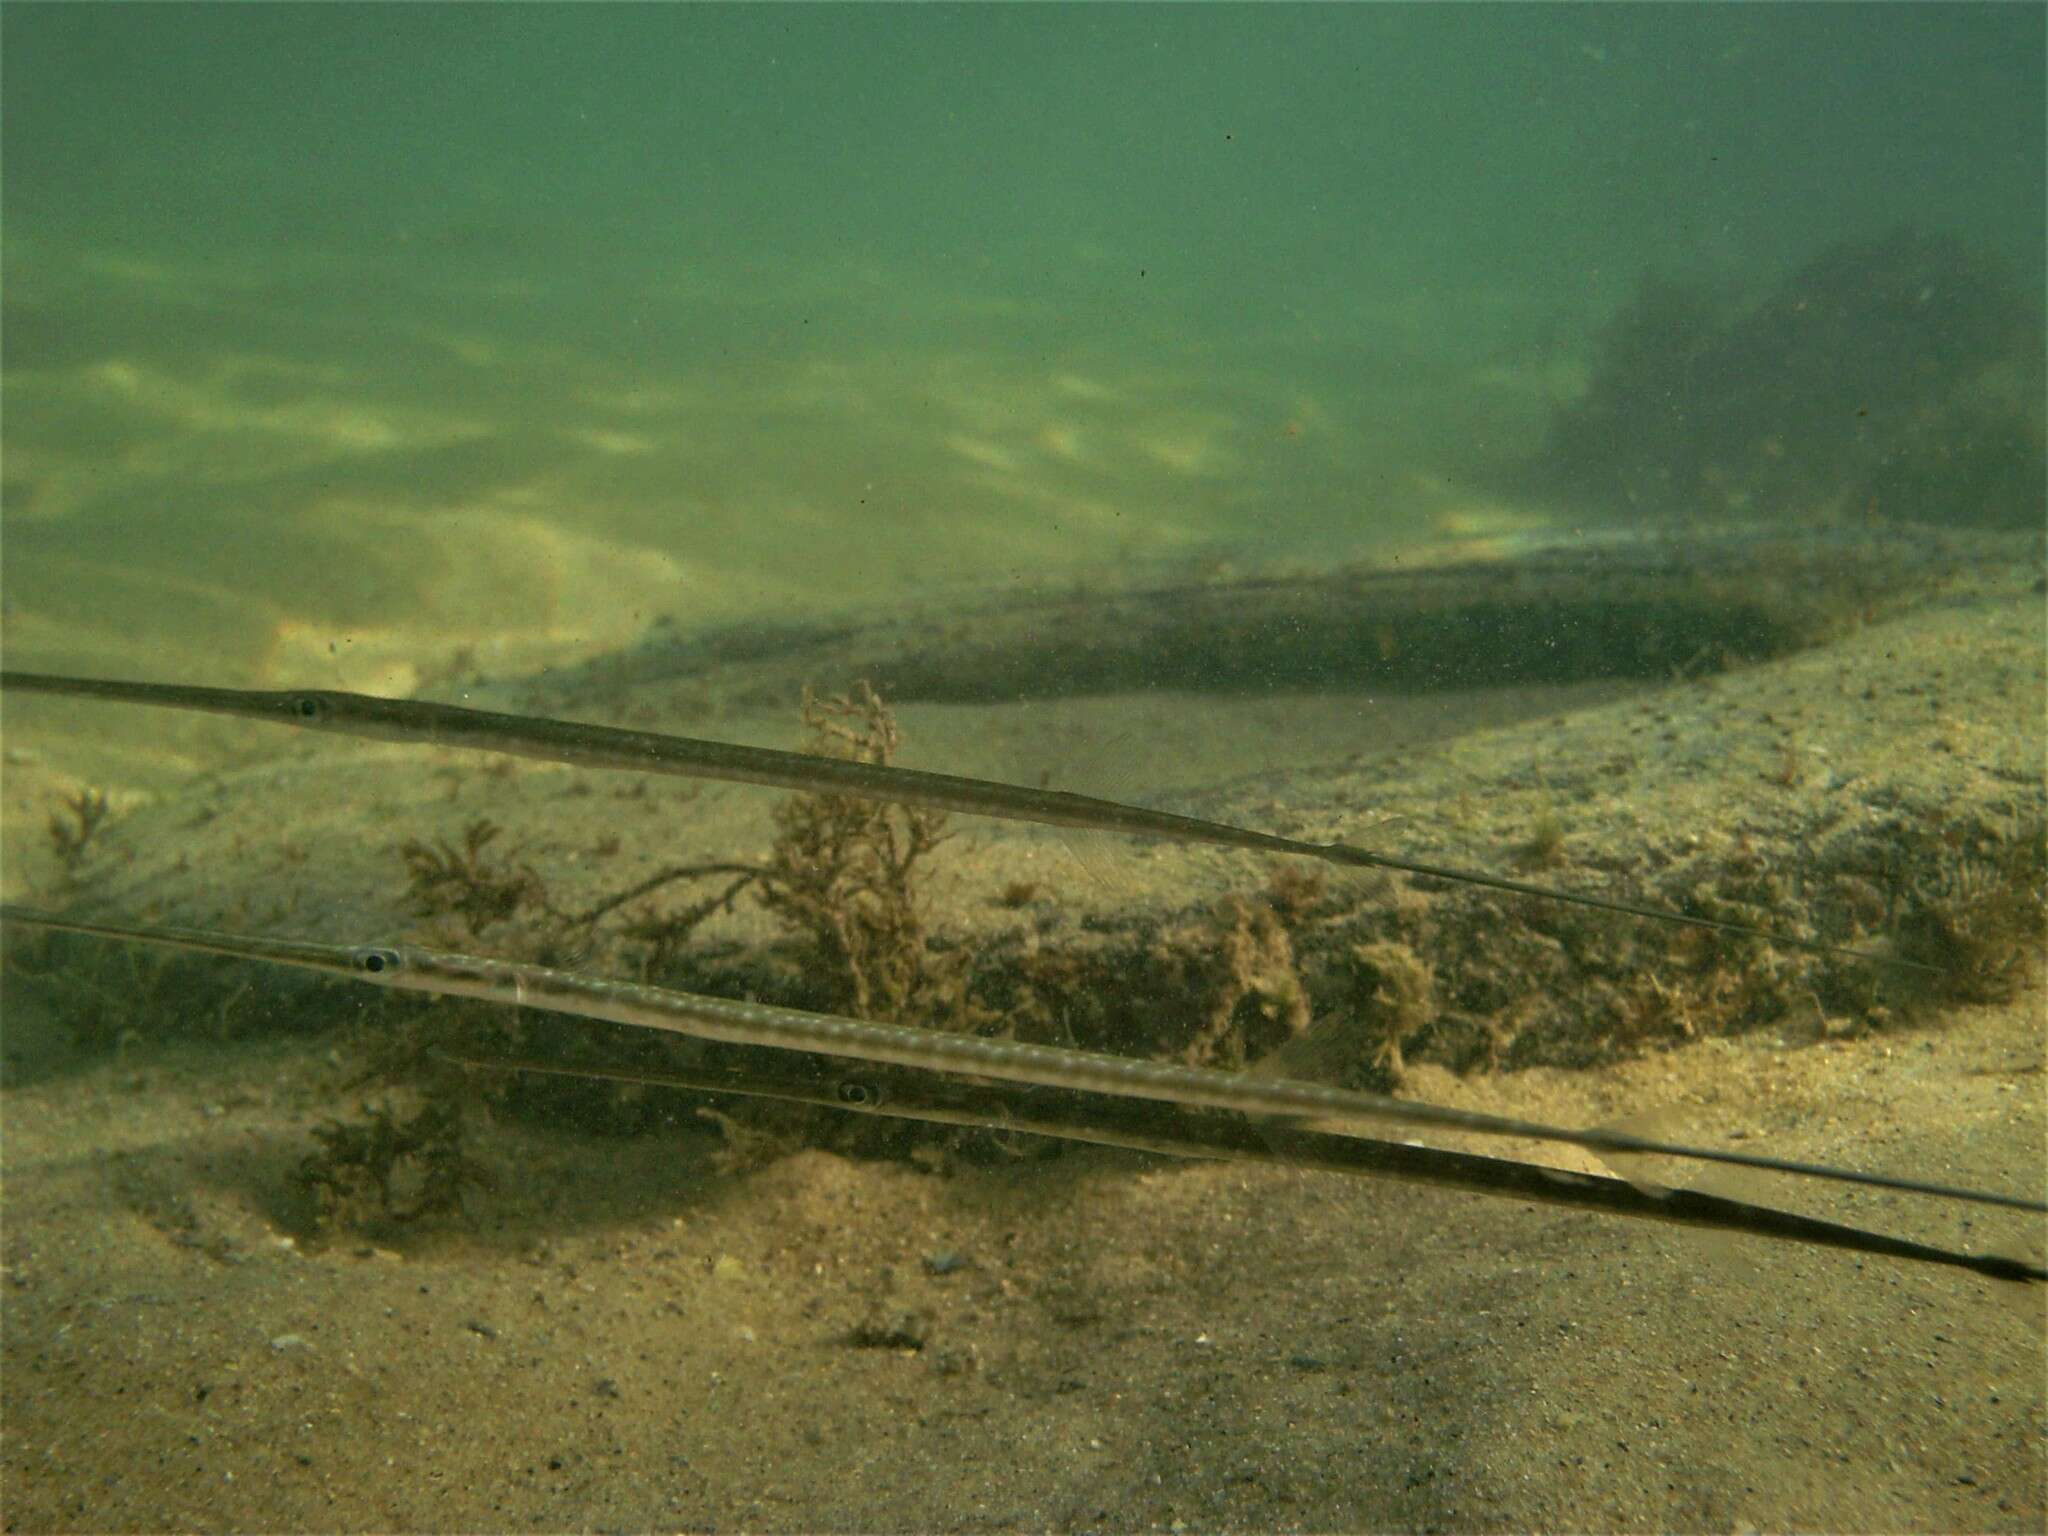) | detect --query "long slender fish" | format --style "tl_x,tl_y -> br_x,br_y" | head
448,1051 -> 2047,1286
5,904 -> 2036,1212
0,670 -> 1924,971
